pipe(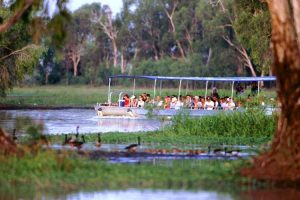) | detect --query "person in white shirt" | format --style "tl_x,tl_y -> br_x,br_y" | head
137,95 -> 145,108
204,96 -> 214,110
228,98 -> 236,110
